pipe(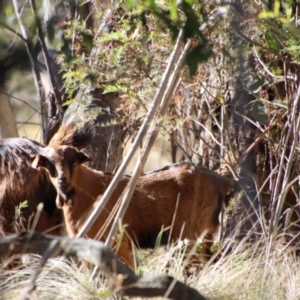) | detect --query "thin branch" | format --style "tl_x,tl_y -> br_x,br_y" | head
0,231 -> 207,300
29,0 -> 63,139
0,21 -> 27,42
11,0 -> 47,141
0,91 -> 40,113
29,0 -> 63,106
252,46 -> 295,81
